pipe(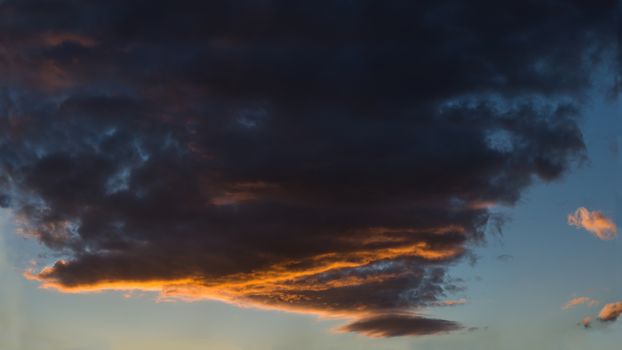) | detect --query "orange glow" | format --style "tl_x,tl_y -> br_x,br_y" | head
467,200 -> 496,209
39,33 -> 97,48
433,298 -> 466,306
23,221 -> 468,329
209,182 -> 276,206
24,228 -> 464,321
